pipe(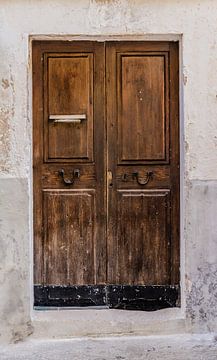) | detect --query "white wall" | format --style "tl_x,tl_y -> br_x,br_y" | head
0,0 -> 217,343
